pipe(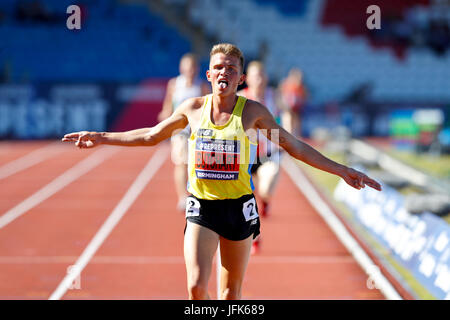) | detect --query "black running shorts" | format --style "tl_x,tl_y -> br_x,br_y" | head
184,194 -> 261,241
